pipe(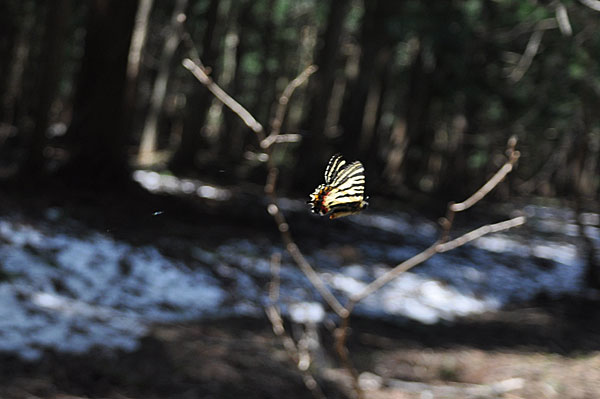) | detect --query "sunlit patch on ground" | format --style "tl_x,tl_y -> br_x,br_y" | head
132,170 -> 232,200
0,216 -> 224,360
0,201 -> 597,360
